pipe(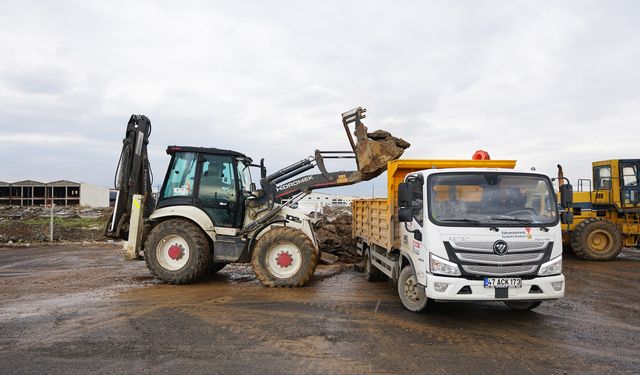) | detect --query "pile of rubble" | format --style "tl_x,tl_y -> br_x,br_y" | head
313,207 -> 360,264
